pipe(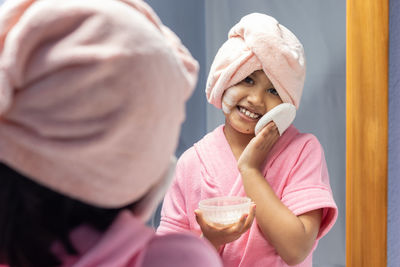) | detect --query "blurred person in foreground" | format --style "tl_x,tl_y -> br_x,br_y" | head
0,0 -> 222,266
